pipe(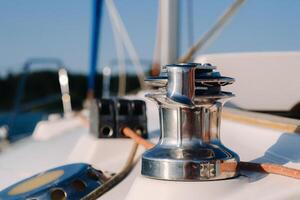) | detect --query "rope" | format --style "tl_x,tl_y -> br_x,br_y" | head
123,127 -> 300,180
76,114 -> 140,199
82,142 -> 139,200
